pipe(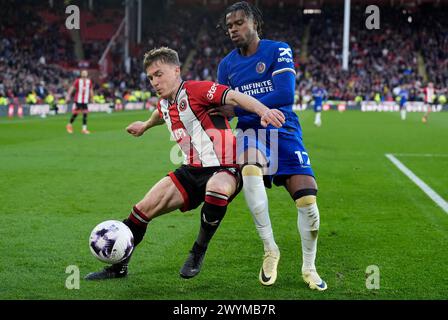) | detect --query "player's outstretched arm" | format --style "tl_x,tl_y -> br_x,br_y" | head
126,110 -> 164,137
65,85 -> 74,102
208,104 -> 235,118
224,90 -> 285,128
90,87 -> 94,103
